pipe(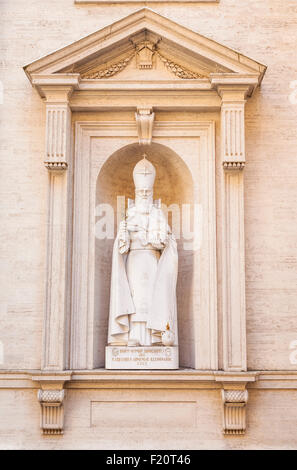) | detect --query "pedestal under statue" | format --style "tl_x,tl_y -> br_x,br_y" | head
105,155 -> 179,369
